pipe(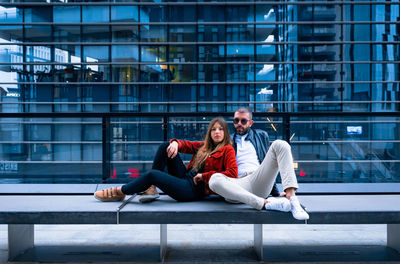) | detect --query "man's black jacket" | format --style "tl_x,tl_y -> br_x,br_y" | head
232,128 -> 280,197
